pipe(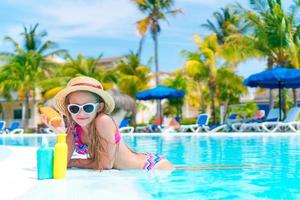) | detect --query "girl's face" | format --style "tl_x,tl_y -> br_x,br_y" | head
67,91 -> 102,127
